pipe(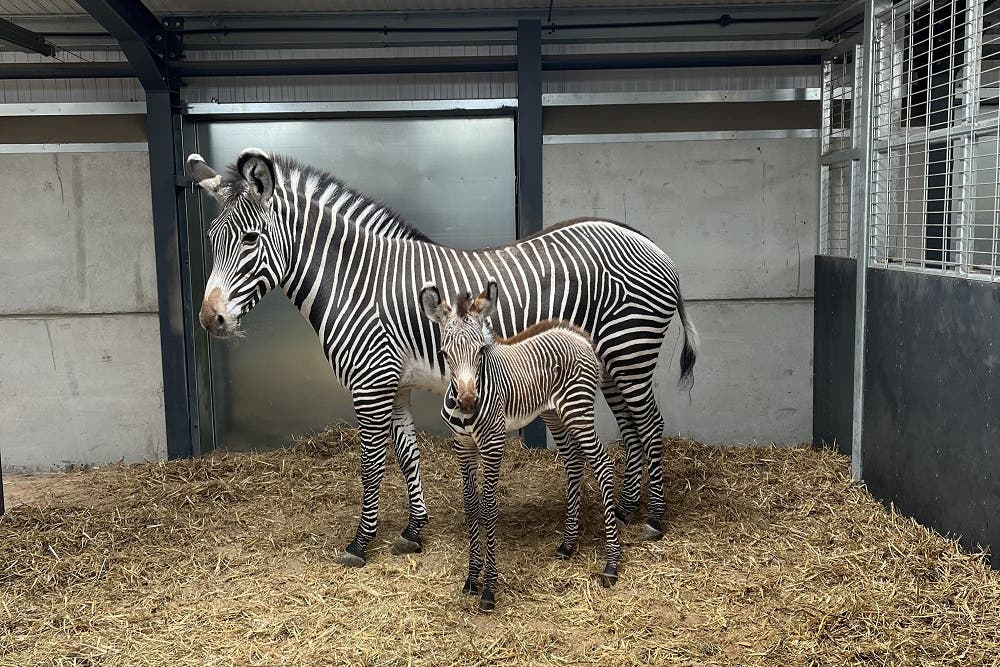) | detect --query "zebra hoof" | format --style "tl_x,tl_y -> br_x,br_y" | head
336,550 -> 366,568
392,534 -> 422,555
599,564 -> 619,588
555,543 -> 575,560
614,506 -> 635,525
462,577 -> 481,595
478,590 -> 496,612
640,521 -> 664,542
